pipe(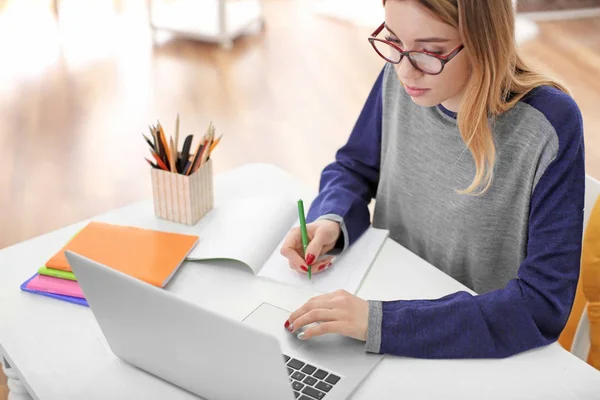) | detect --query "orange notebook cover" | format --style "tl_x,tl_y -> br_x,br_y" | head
46,221 -> 199,287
